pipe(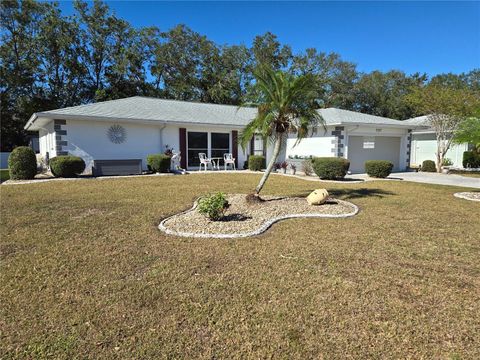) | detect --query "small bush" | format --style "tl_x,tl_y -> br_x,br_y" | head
147,154 -> 171,173
463,151 -> 480,168
302,160 -> 313,176
421,160 -> 436,172
442,158 -> 453,166
49,156 -> 86,178
248,155 -> 265,171
8,146 -> 37,180
312,157 -> 350,180
197,192 -> 229,221
365,160 -> 394,178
